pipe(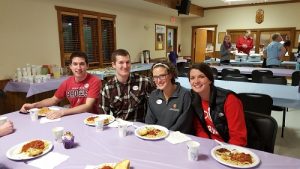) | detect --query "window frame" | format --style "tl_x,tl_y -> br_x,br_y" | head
55,6 -> 116,69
